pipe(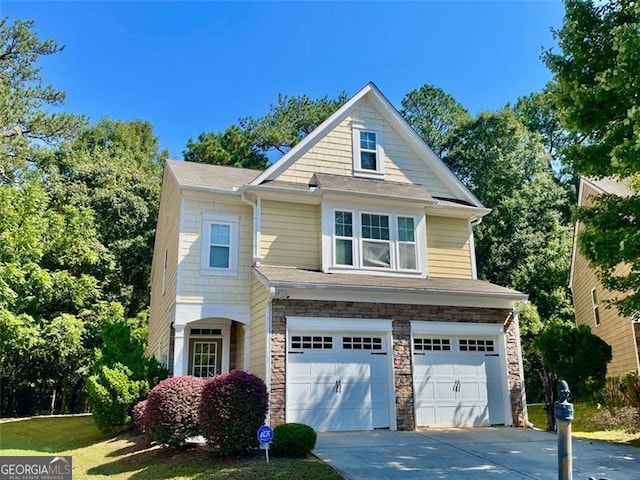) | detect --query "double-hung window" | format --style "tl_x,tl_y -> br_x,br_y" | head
332,208 -> 422,273
352,124 -> 384,178
201,213 -> 239,275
